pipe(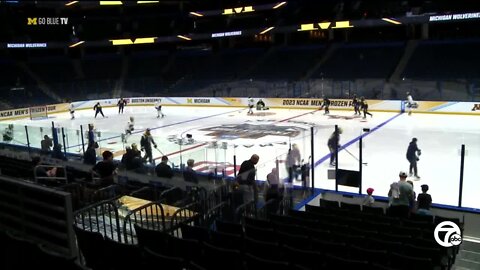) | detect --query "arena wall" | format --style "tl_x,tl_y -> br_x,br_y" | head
0,97 -> 479,121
